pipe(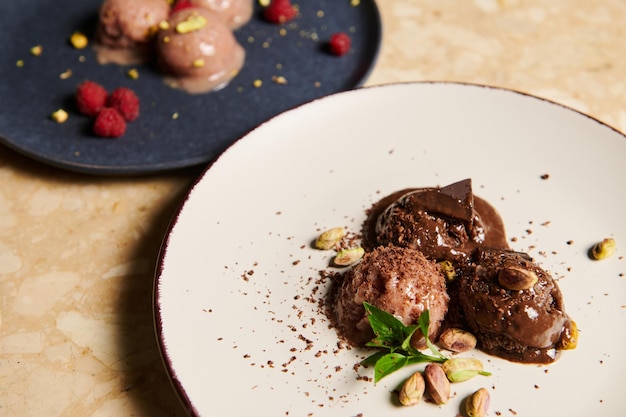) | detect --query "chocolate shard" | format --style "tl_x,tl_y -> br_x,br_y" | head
407,178 -> 474,222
